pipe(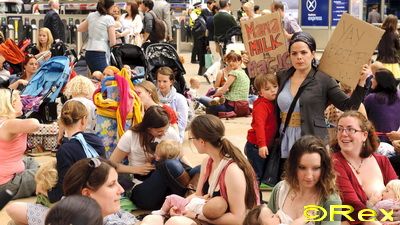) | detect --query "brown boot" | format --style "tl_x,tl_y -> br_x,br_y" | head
175,171 -> 190,188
